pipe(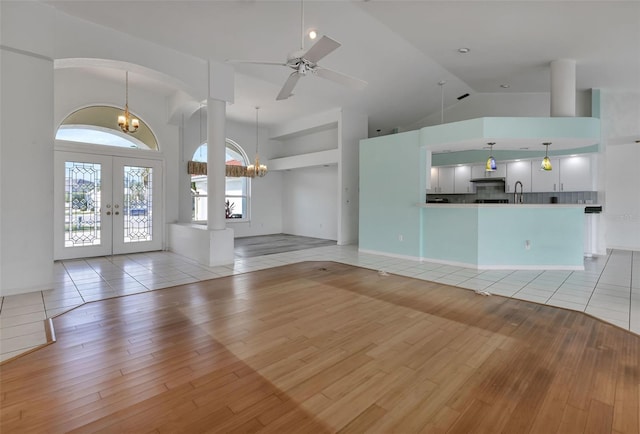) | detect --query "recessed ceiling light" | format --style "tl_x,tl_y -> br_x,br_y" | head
308,30 -> 317,40
458,47 -> 470,54
500,84 -> 510,89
